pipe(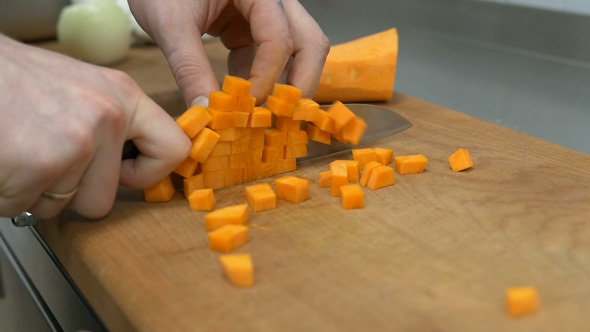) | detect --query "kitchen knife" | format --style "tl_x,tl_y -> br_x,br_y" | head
122,104 -> 411,161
